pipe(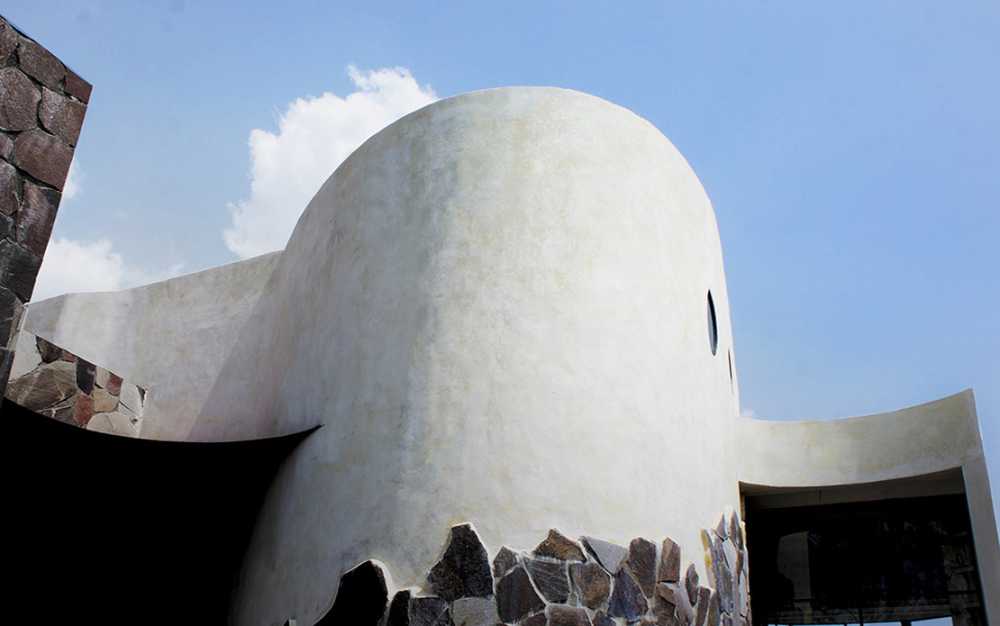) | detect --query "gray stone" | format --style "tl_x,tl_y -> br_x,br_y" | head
75,358 -> 95,394
318,559 -> 389,625
608,568 -> 647,621
7,360 -> 76,408
683,564 -> 699,606
0,159 -> 19,216
451,596 -> 497,626
13,129 -> 73,190
707,591 -> 719,626
496,565 -> 545,624
728,513 -> 742,550
410,596 -> 452,626
714,516 -> 728,541
0,68 -> 40,131
569,561 -> 611,610
627,537 -> 657,597
493,545 -> 519,579
0,212 -> 11,241
534,529 -> 586,562
10,330 -> 42,379
0,239 -> 40,301
40,395 -> 76,424
17,181 -> 60,258
17,36 -> 65,90
525,557 -> 569,603
64,69 -> 92,104
39,87 -> 86,146
386,589 -> 414,626
658,538 -> 681,583
120,382 -> 143,414
547,605 -> 592,626
658,582 -> 693,625
427,523 -> 493,601
103,409 -> 141,436
582,536 -> 628,574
